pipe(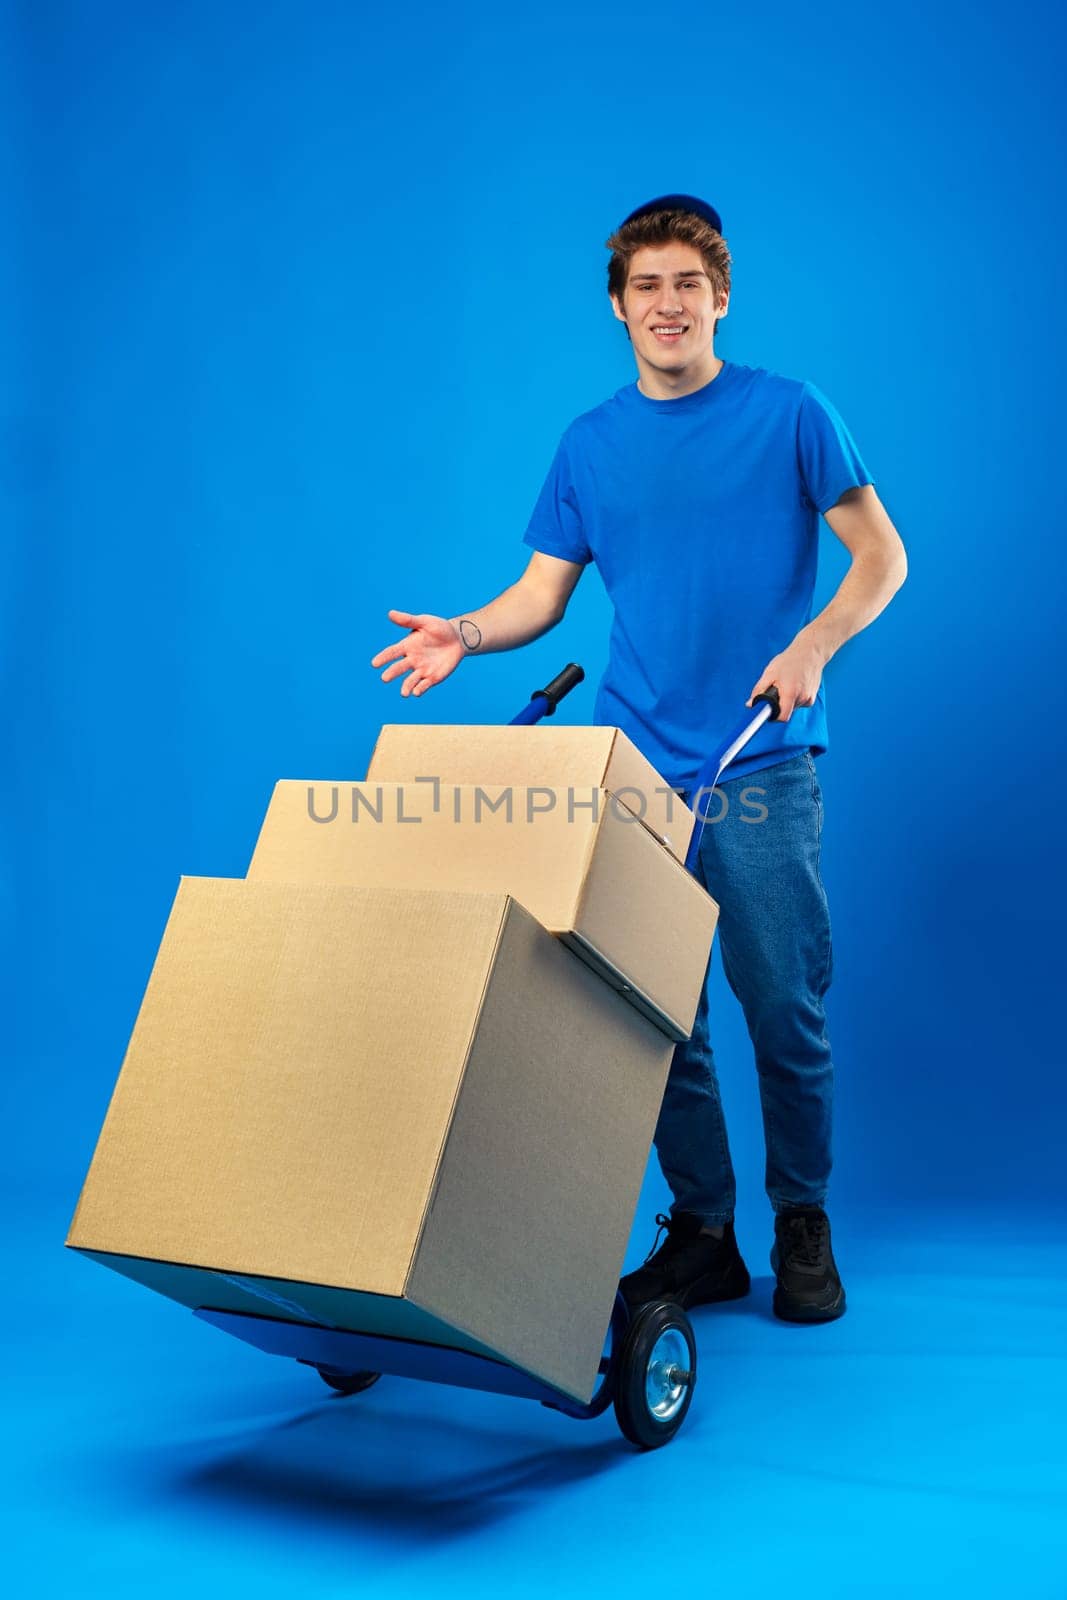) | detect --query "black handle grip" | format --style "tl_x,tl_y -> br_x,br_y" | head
753,684 -> 781,721
533,662 -> 585,716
